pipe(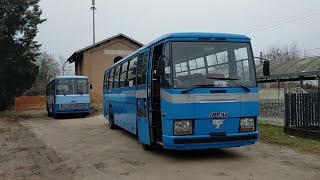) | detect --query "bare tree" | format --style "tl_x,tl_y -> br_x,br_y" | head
59,55 -> 74,76
24,52 -> 62,95
262,42 -> 304,63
